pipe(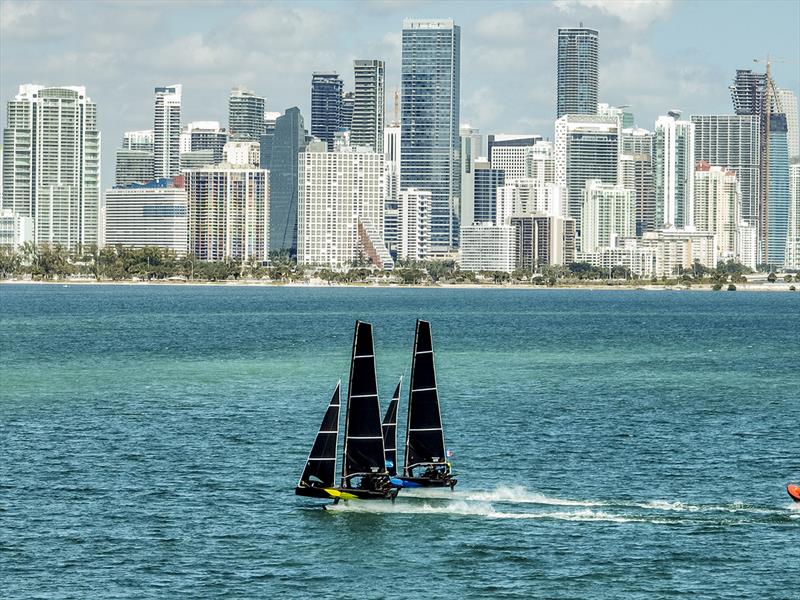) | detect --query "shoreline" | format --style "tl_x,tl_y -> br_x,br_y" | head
1,279 -> 796,292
